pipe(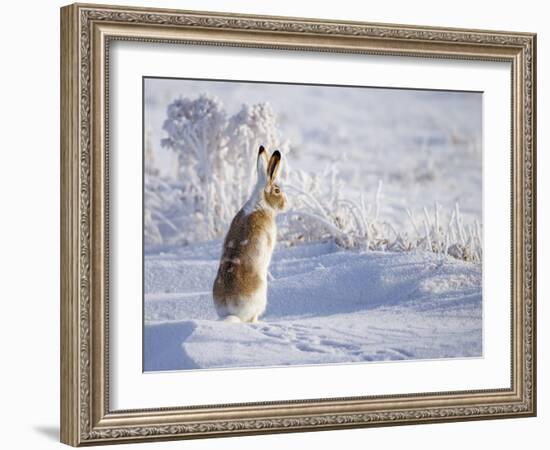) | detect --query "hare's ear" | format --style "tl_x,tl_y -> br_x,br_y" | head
267,150 -> 281,183
256,145 -> 269,185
